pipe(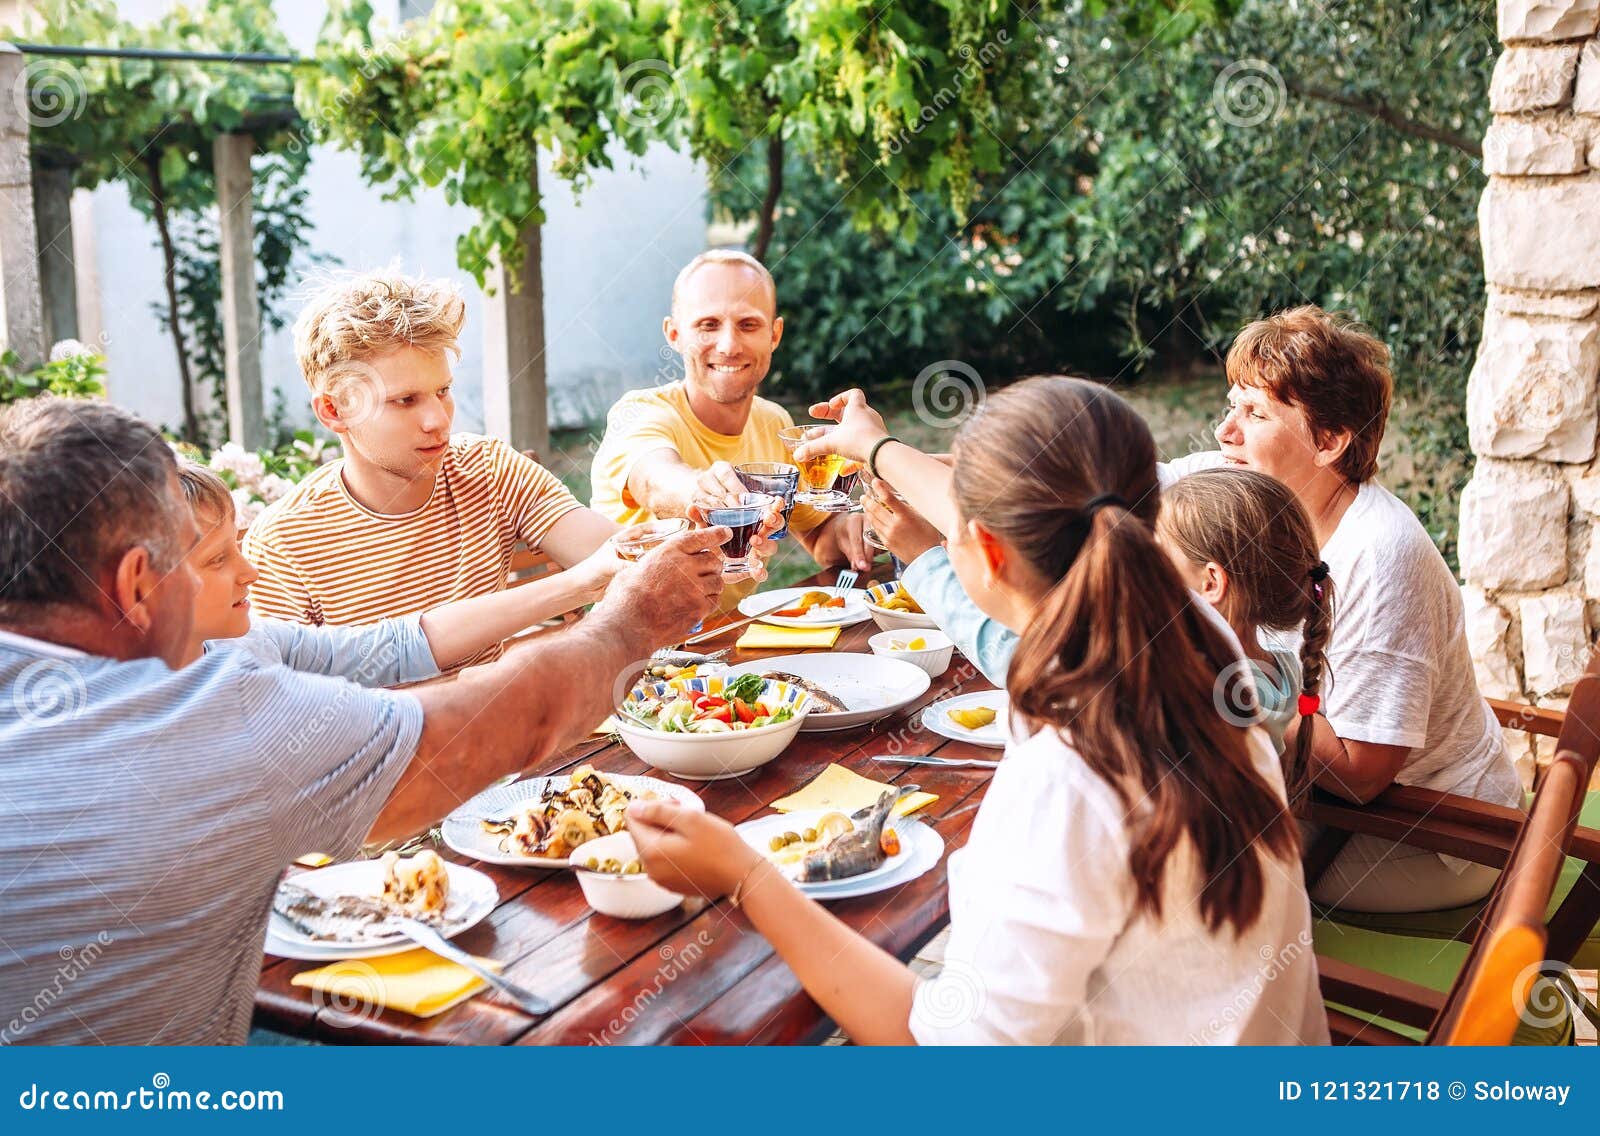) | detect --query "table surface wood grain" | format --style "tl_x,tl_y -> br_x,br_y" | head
253,566 -> 1000,1045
